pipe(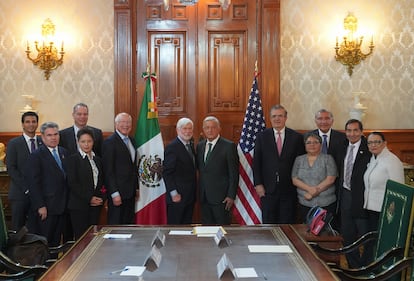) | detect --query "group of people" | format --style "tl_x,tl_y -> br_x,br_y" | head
6,104 -> 139,247
6,103 -> 405,270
